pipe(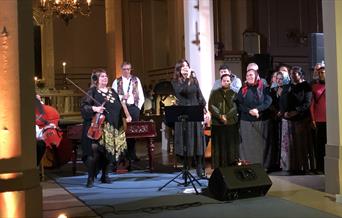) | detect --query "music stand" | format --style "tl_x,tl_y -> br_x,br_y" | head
158,105 -> 204,194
